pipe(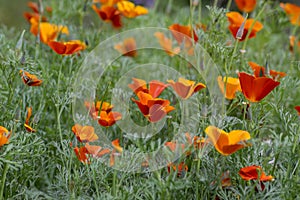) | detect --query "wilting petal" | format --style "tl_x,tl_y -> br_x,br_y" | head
238,72 -> 280,102
239,165 -> 274,181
